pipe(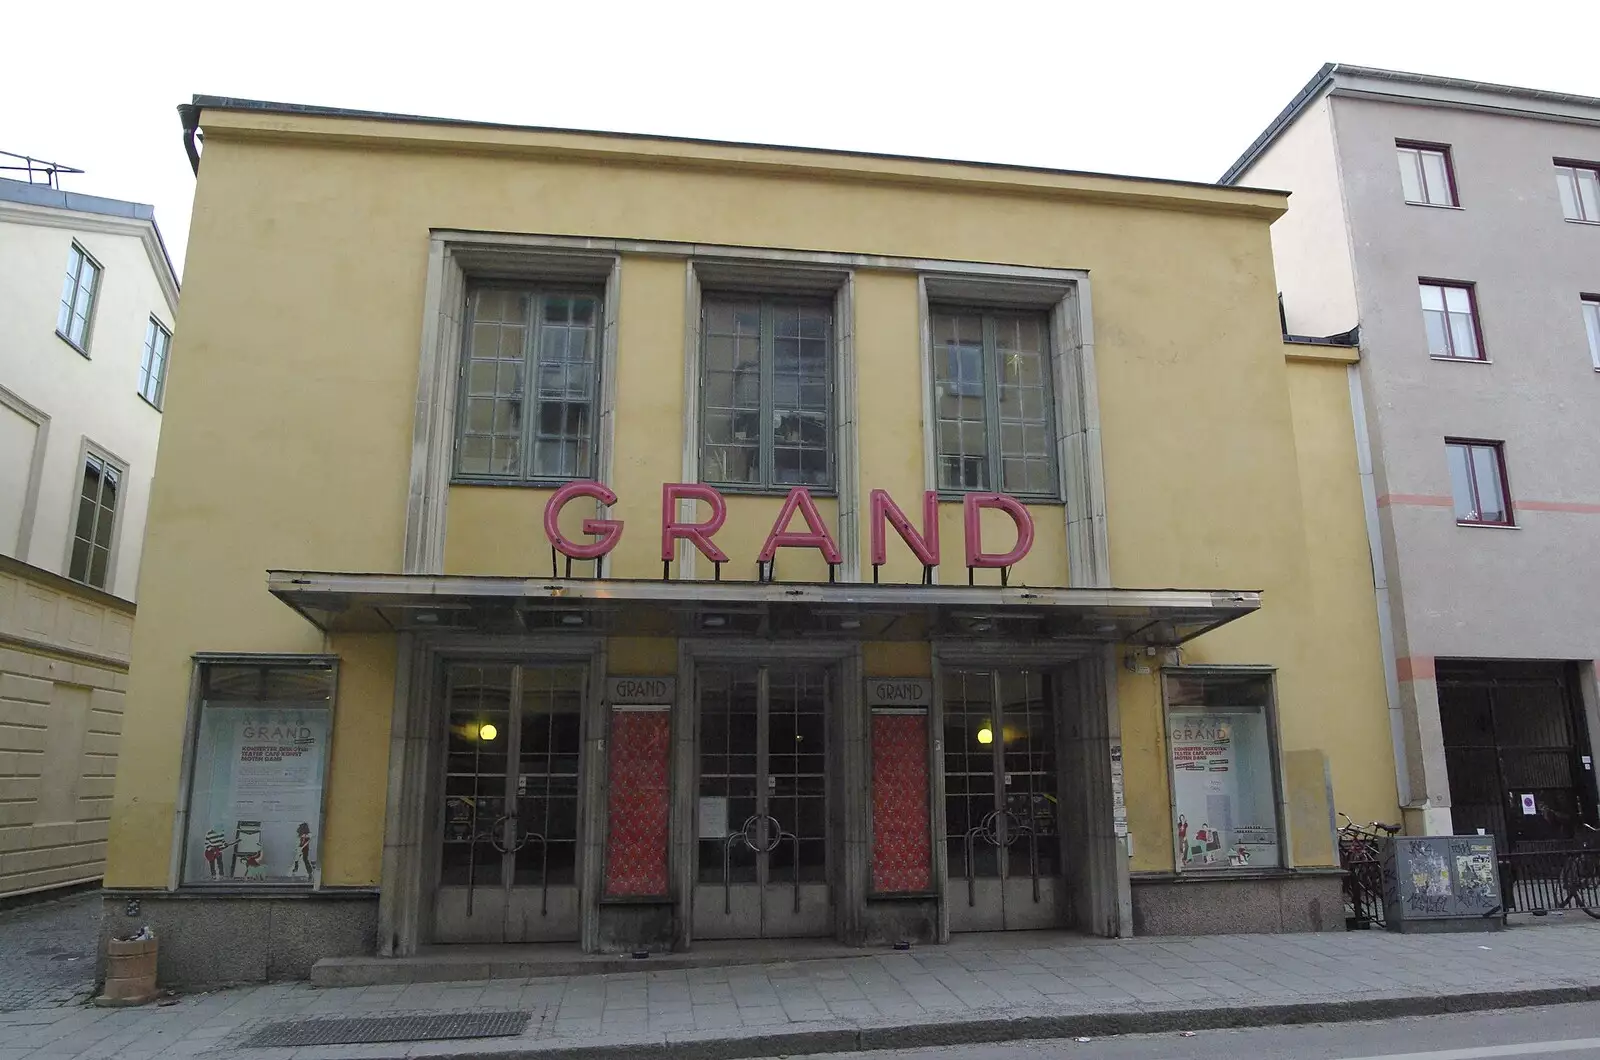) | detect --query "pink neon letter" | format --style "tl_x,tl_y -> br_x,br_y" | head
661,483 -> 729,563
868,489 -> 940,567
543,481 -> 624,561
963,493 -> 1034,568
758,487 -> 843,565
